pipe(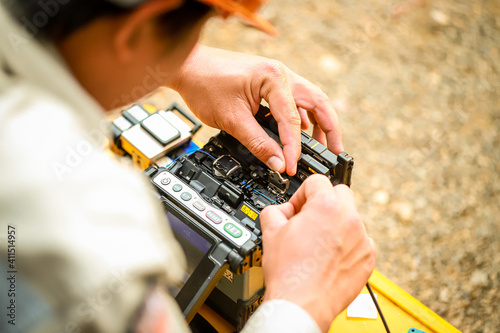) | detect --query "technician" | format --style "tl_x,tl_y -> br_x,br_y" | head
0,0 -> 376,332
